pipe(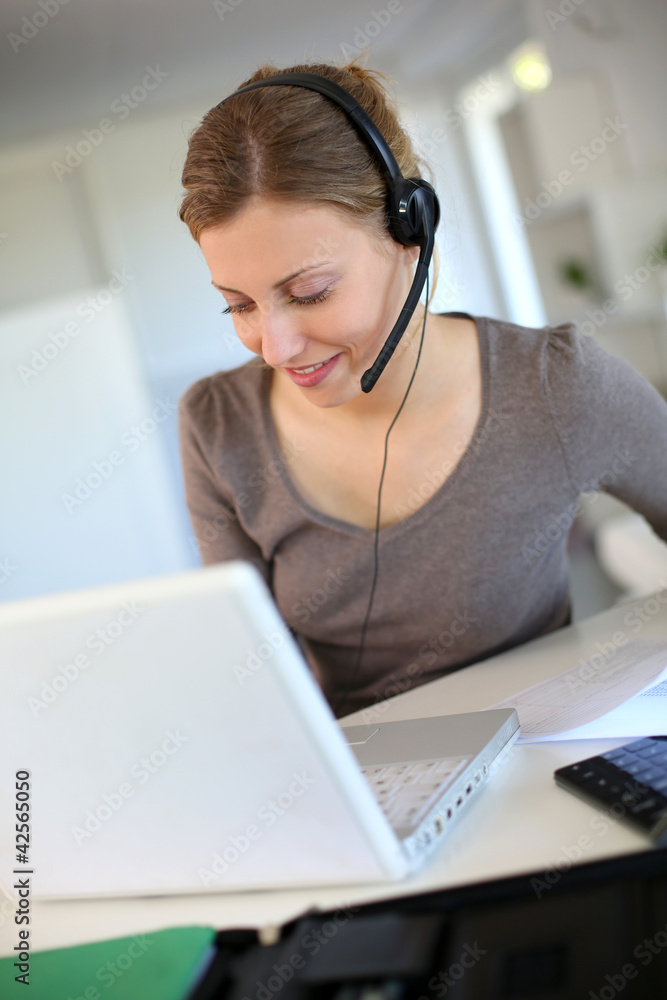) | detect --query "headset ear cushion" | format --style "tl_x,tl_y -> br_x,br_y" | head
387,179 -> 422,246
409,179 -> 440,236
388,179 -> 440,246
